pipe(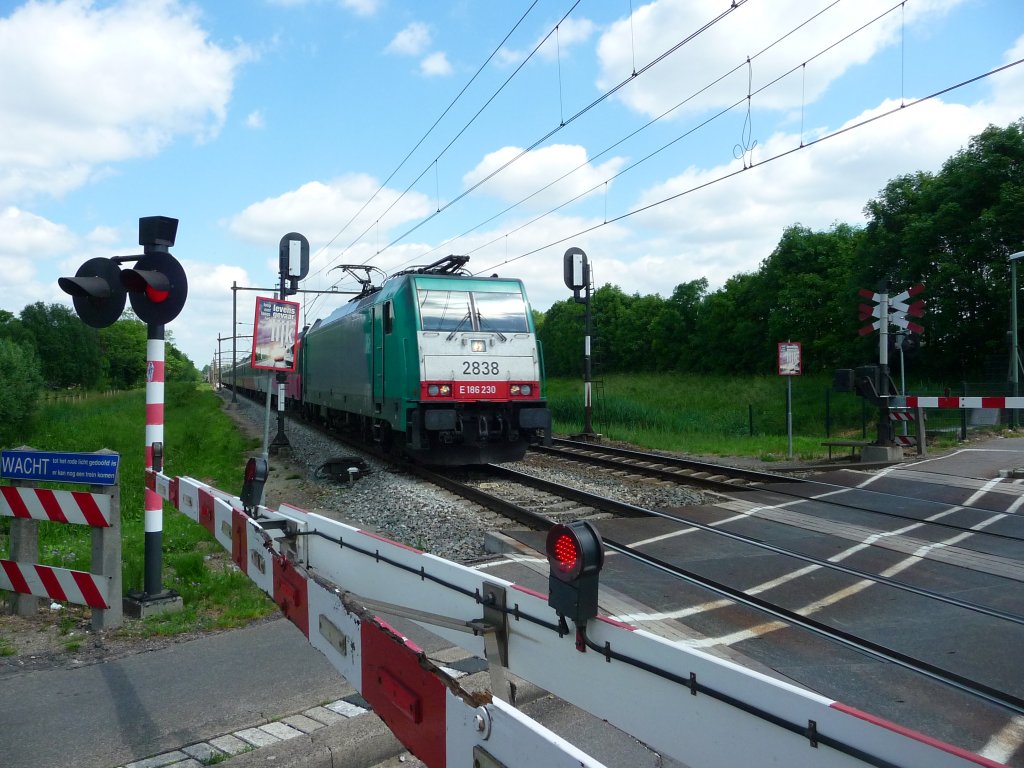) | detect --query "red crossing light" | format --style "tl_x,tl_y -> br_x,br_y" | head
546,520 -> 604,625
240,457 -> 268,513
